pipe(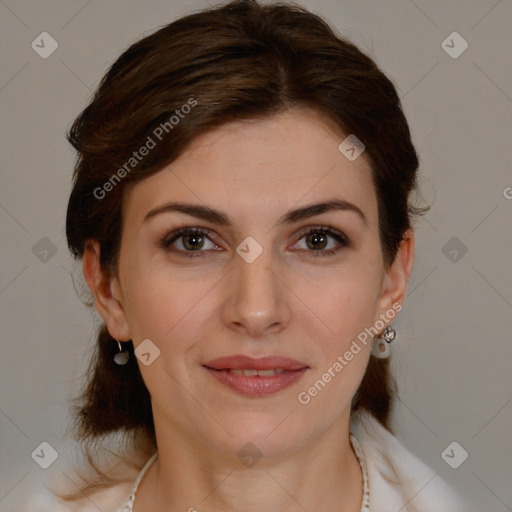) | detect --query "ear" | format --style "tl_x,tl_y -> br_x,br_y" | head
82,240 -> 131,341
375,228 -> 415,321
